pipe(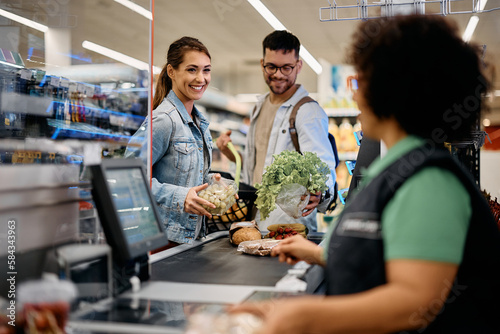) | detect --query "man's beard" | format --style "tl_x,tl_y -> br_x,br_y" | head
266,77 -> 295,95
